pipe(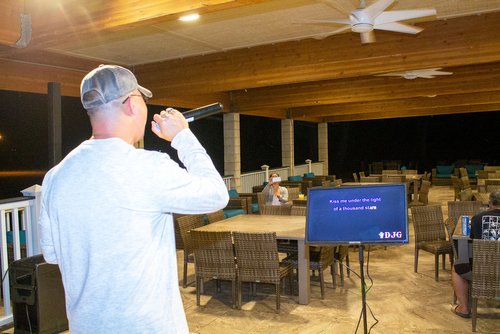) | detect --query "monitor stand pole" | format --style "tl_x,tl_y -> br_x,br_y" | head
359,245 -> 368,334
